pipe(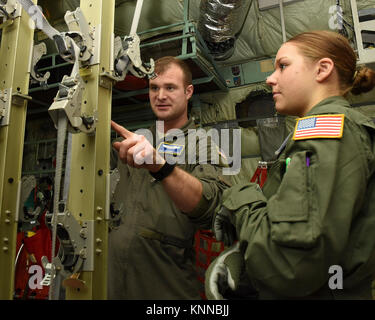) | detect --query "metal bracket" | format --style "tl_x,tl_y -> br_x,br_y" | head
40,256 -> 55,287
15,1 -> 95,67
42,211 -> 94,283
0,88 -> 29,126
41,7 -> 98,68
64,7 -> 96,65
47,9 -> 99,134
30,42 -> 51,85
49,73 -> 84,132
12,91 -> 32,106
0,0 -> 21,25
48,71 -> 96,134
99,72 -> 116,89
111,0 -> 154,81
113,33 -> 155,81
